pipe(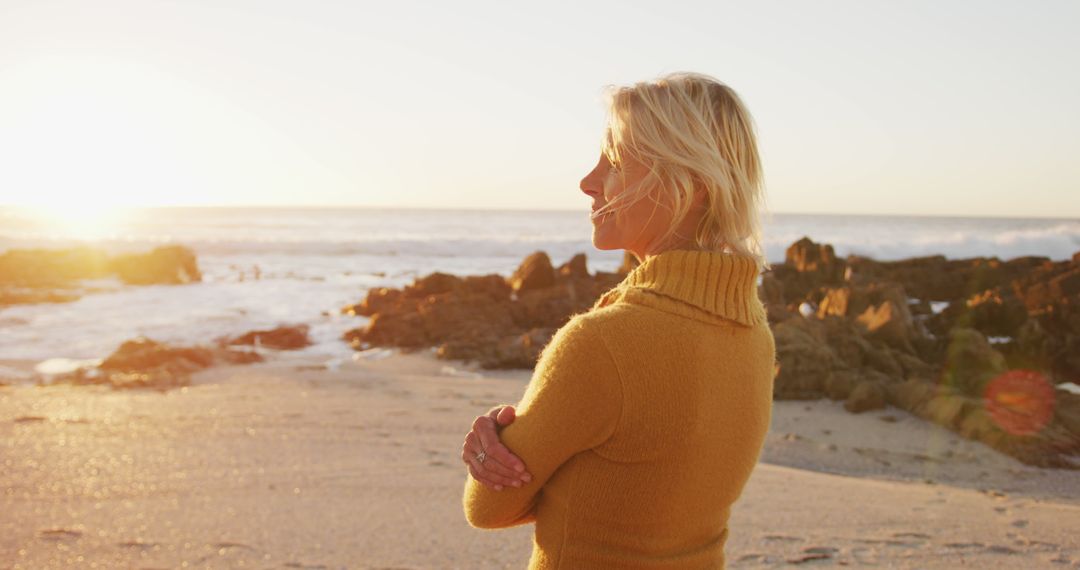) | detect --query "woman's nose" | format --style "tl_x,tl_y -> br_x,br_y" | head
580,168 -> 602,197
